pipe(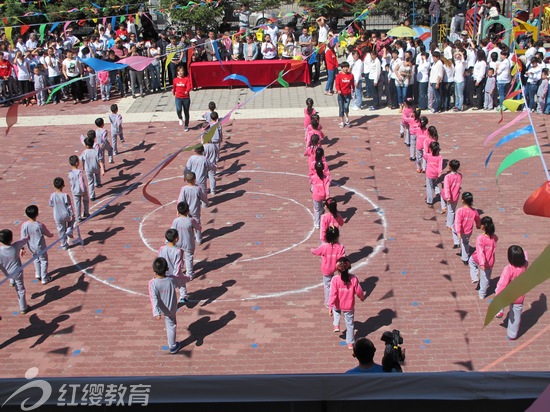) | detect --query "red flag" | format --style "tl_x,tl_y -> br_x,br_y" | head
5,103 -> 19,135
524,181 -> 550,218
20,25 -> 31,35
